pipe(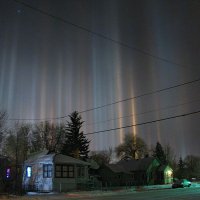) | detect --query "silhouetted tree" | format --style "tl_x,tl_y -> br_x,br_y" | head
35,122 -> 65,153
153,142 -> 167,165
164,143 -> 177,169
175,156 -> 185,178
3,123 -> 31,194
115,134 -> 147,160
184,155 -> 200,178
61,111 -> 90,160
178,157 -> 184,170
90,148 -> 113,166
0,111 -> 7,152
